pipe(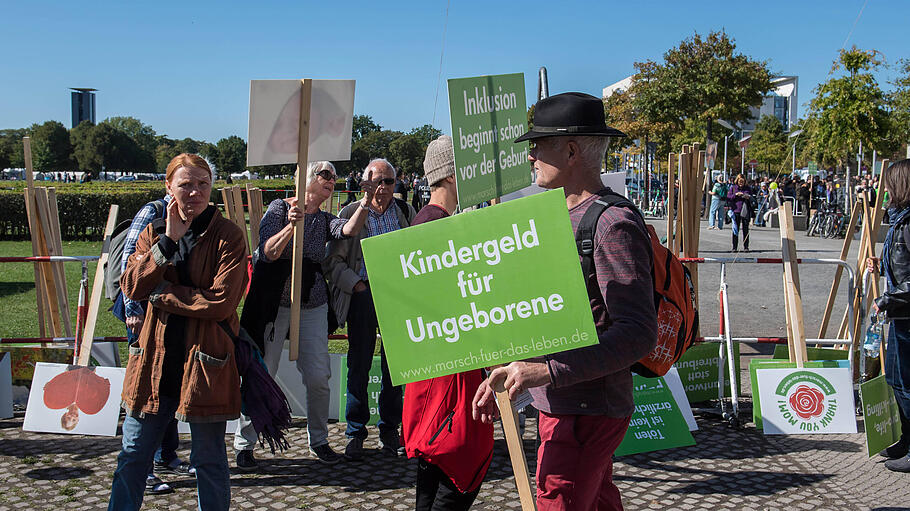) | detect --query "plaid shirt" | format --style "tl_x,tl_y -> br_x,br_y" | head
121,195 -> 171,318
360,201 -> 401,280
